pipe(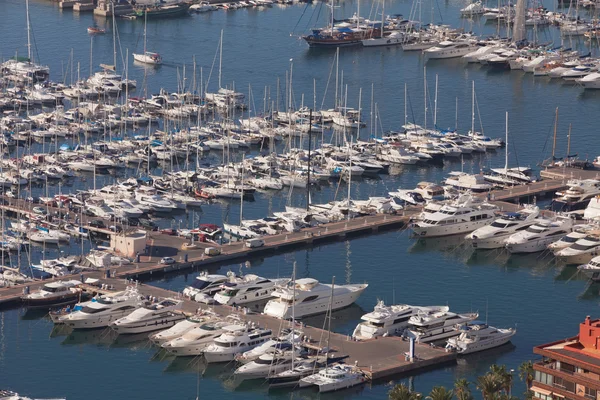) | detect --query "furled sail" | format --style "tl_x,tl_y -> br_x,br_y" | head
513,0 -> 526,43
